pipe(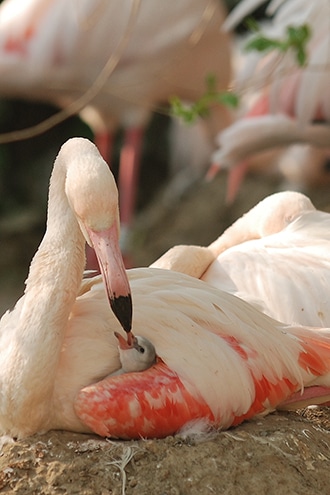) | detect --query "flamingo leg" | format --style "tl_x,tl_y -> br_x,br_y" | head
278,386 -> 330,410
118,127 -> 144,268
224,95 -> 271,204
95,131 -> 114,163
208,94 -> 271,202
226,159 -> 251,204
205,158 -> 251,204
